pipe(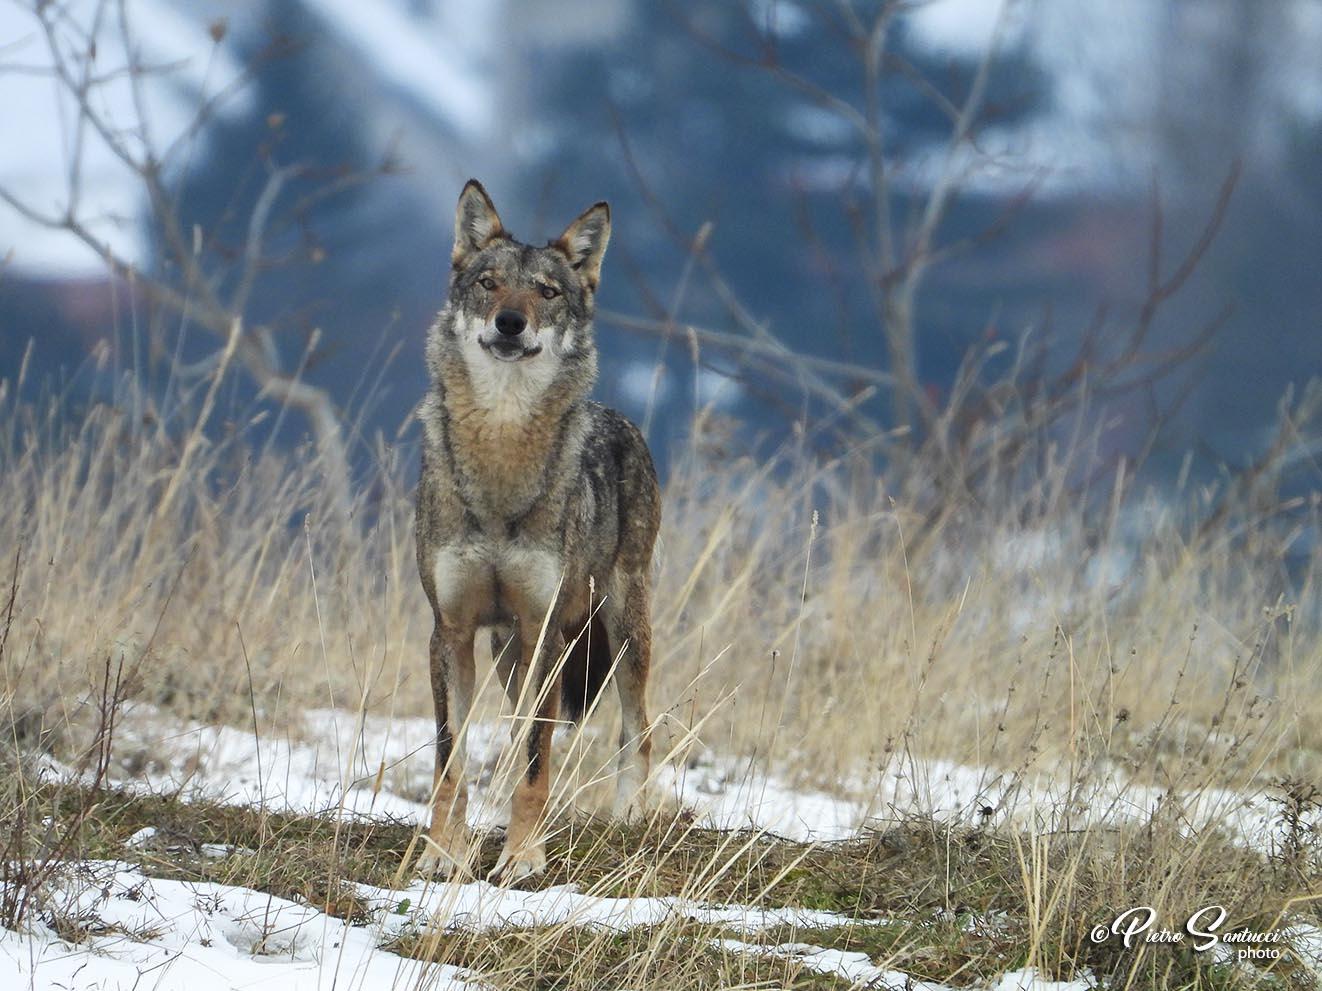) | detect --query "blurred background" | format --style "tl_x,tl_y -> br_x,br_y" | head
1,0 -> 1320,484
